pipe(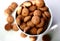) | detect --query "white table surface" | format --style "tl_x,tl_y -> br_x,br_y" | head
0,0 -> 60,41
